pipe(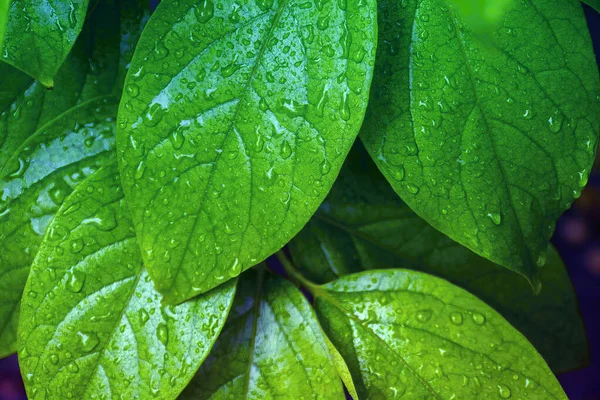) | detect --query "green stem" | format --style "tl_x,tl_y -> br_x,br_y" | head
276,250 -> 322,295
